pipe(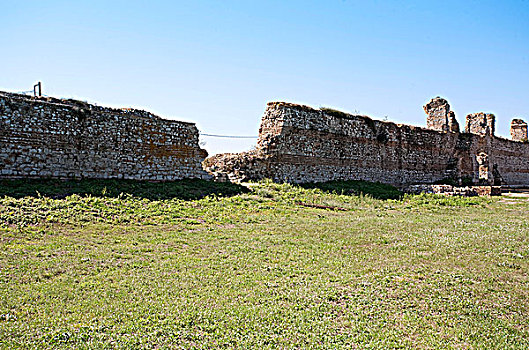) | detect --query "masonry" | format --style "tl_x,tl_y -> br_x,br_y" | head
0,91 -> 210,181
205,97 -> 529,188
